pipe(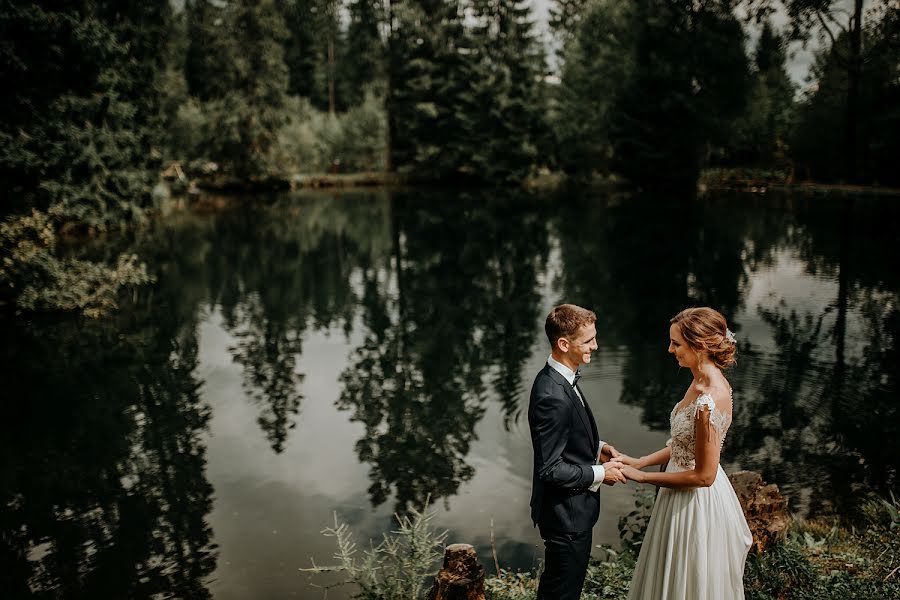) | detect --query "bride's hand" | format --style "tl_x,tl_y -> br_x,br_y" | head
620,465 -> 647,483
615,454 -> 642,468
